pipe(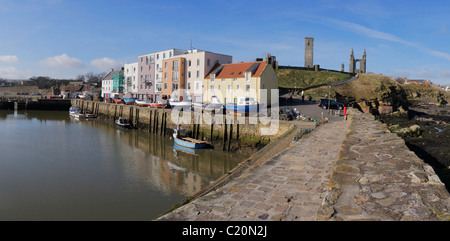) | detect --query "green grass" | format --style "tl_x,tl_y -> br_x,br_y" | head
276,69 -> 351,89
